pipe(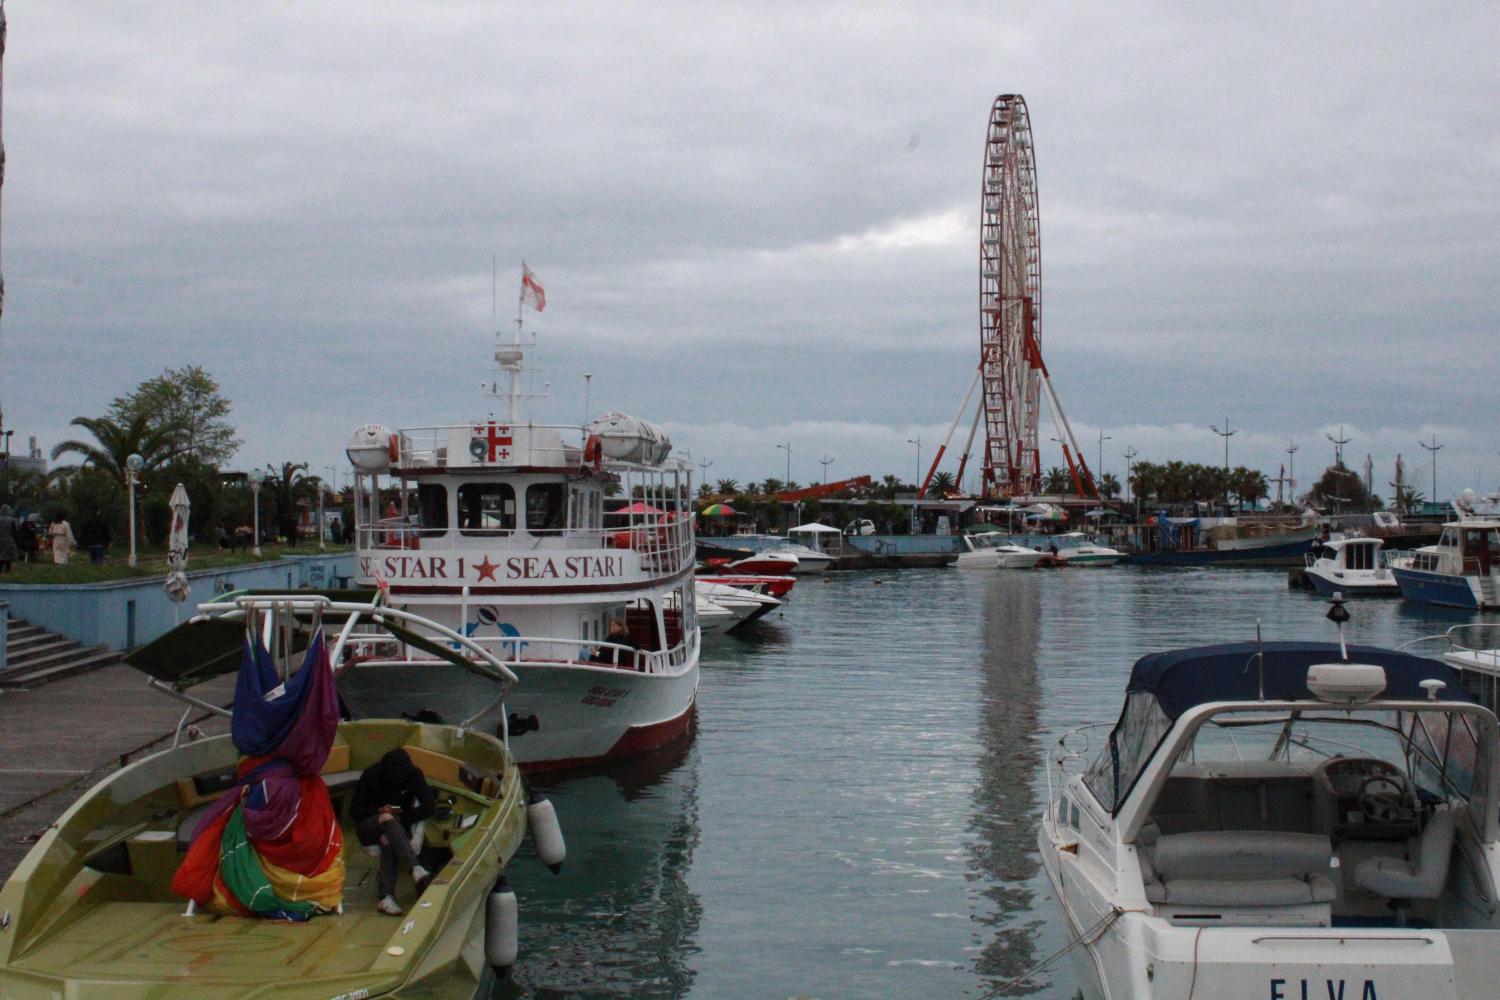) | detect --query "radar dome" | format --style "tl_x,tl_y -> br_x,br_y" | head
1461,488 -> 1477,507
347,424 -> 394,472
